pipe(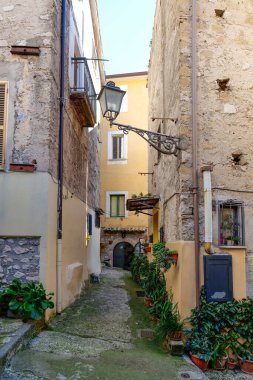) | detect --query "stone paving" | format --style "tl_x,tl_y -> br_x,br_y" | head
0,268 -> 250,380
